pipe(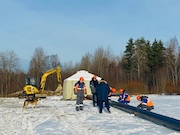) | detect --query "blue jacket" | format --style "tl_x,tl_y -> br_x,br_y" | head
96,80 -> 111,100
118,91 -> 130,101
74,81 -> 86,96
